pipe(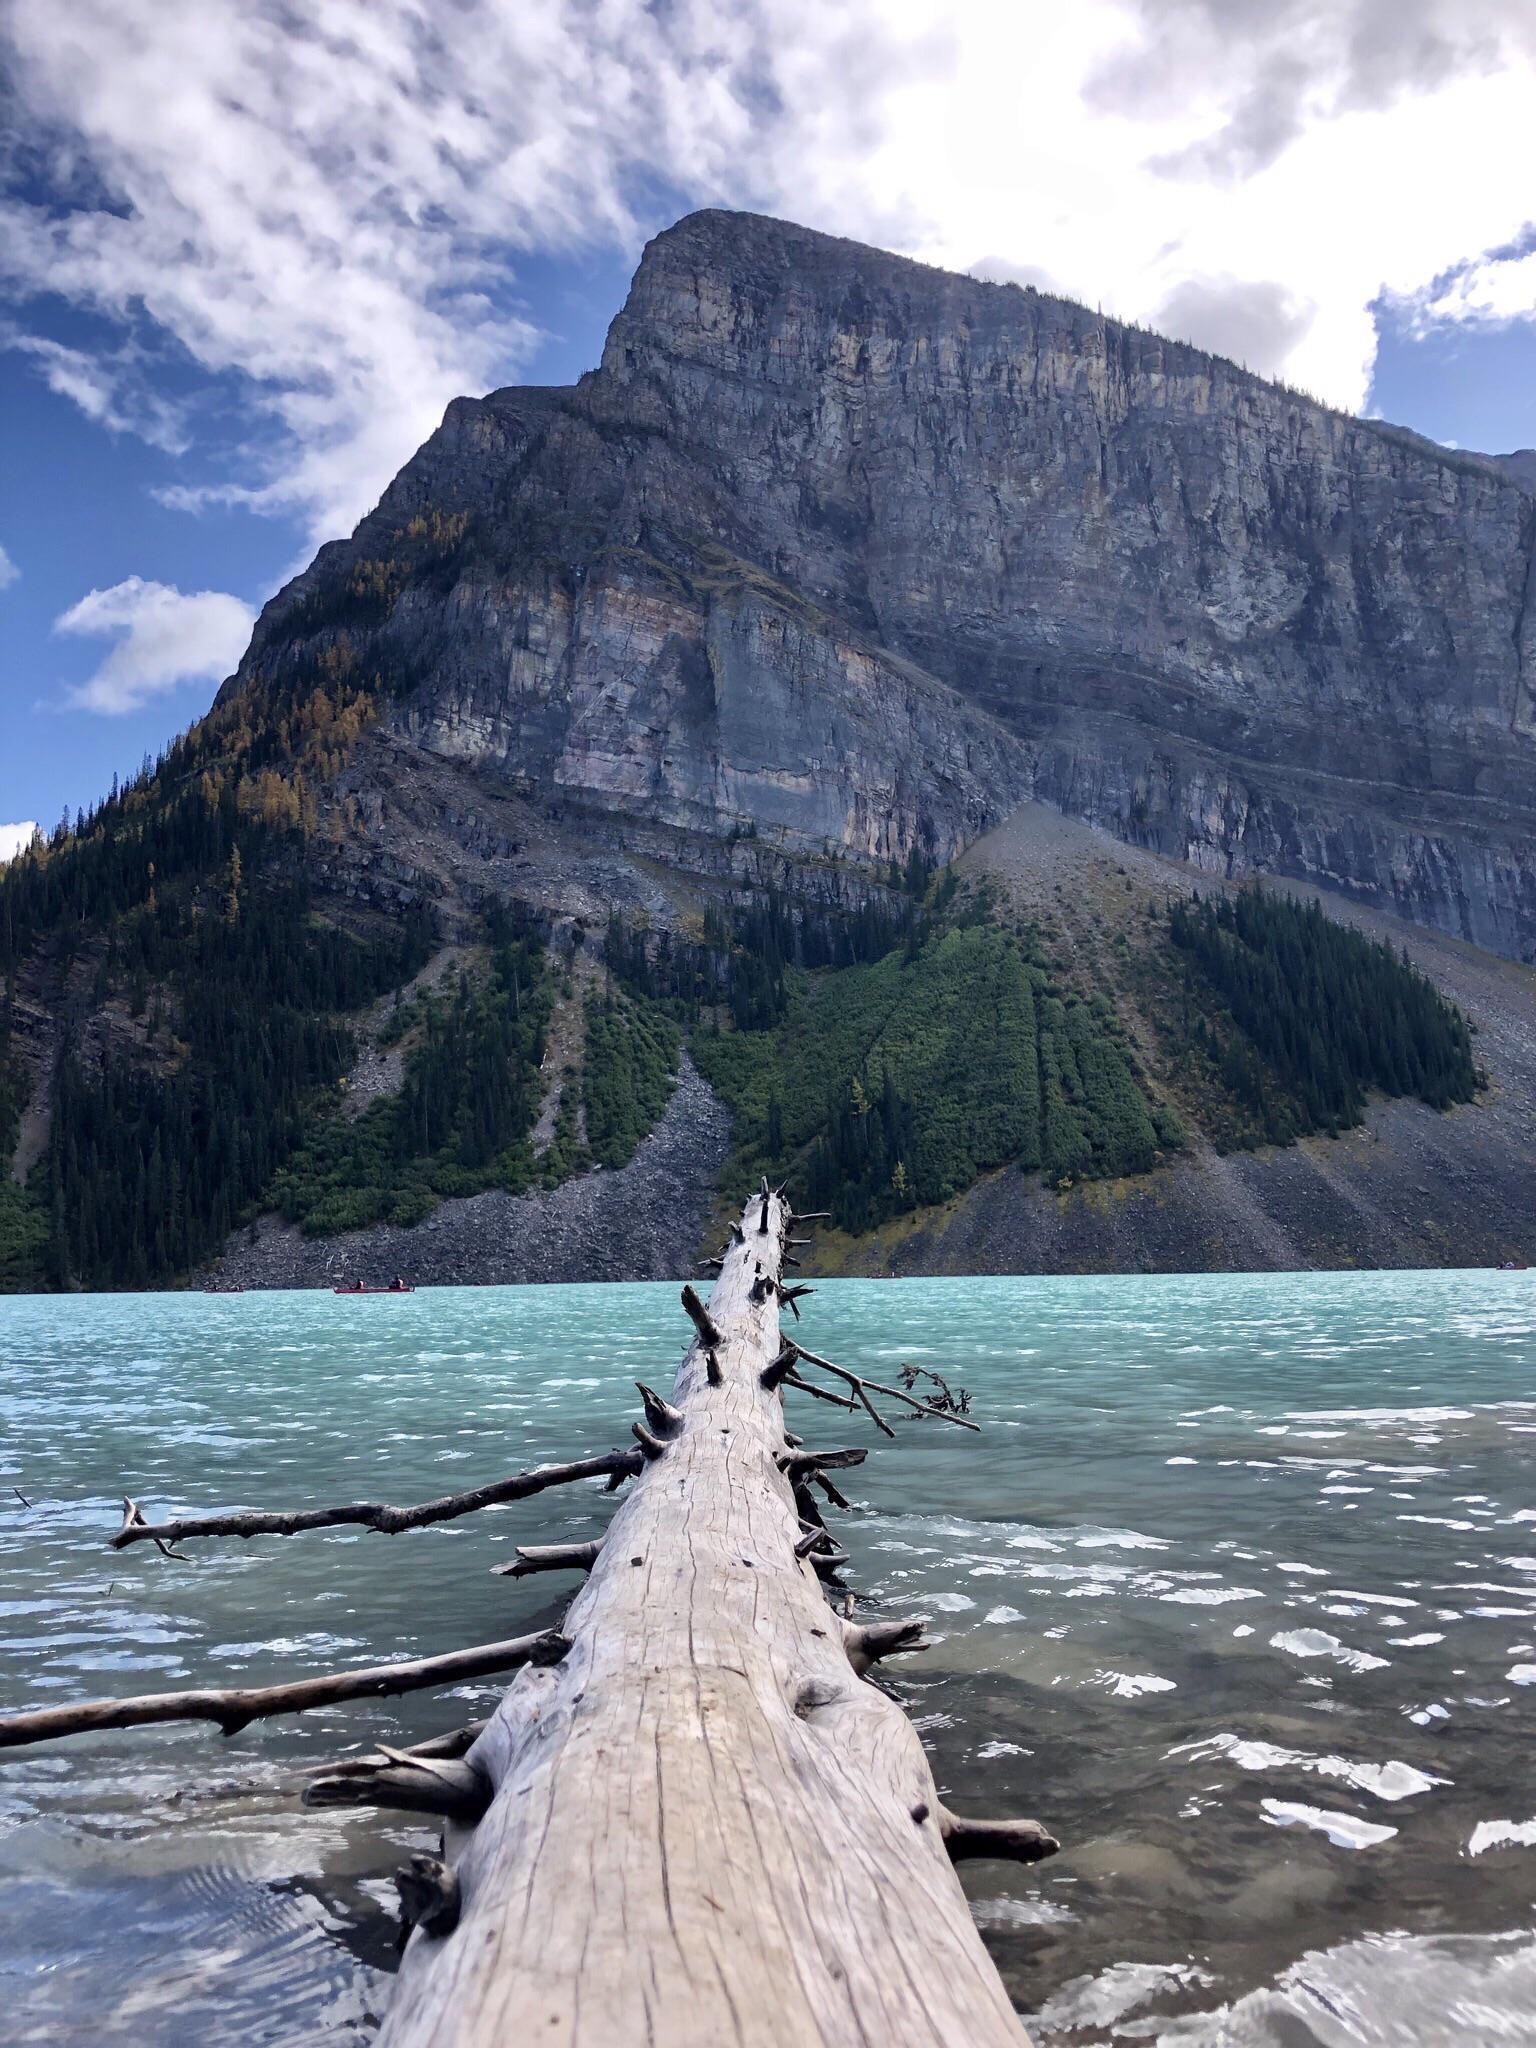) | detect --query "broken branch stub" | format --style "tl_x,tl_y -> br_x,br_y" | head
939,1810 -> 1061,1865
635,1382 -> 684,1436
679,1283 -> 721,1349
777,1445 -> 868,1479
490,1540 -> 602,1580
395,1855 -> 461,1941
304,1750 -> 493,1825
